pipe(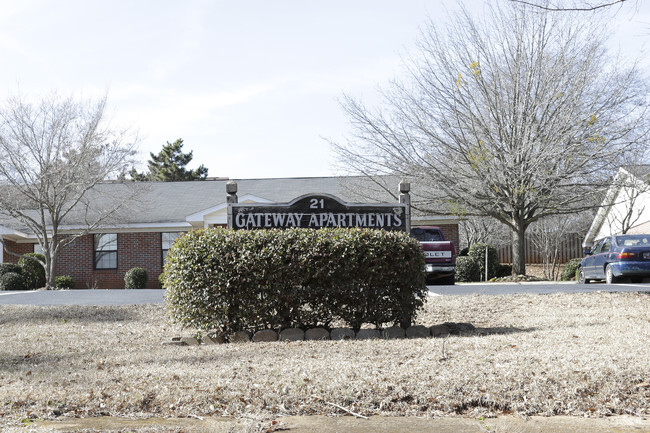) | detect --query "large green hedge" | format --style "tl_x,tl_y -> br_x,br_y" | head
163,228 -> 427,334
